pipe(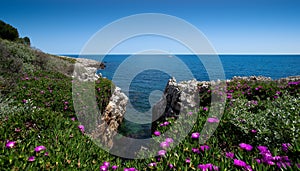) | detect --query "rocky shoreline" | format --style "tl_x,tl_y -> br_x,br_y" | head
72,57 -> 299,150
